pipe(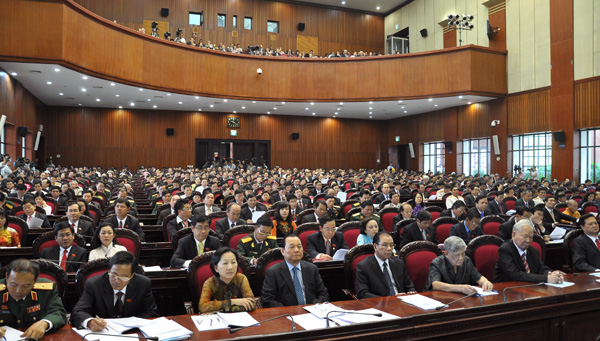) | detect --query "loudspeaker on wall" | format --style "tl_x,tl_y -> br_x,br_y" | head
161,8 -> 169,17
420,28 -> 428,38
166,128 -> 175,136
553,131 -> 566,143
291,132 -> 300,140
17,126 -> 27,137
297,23 -> 305,31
